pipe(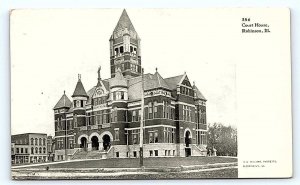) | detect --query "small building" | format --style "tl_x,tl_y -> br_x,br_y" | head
11,133 -> 48,164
